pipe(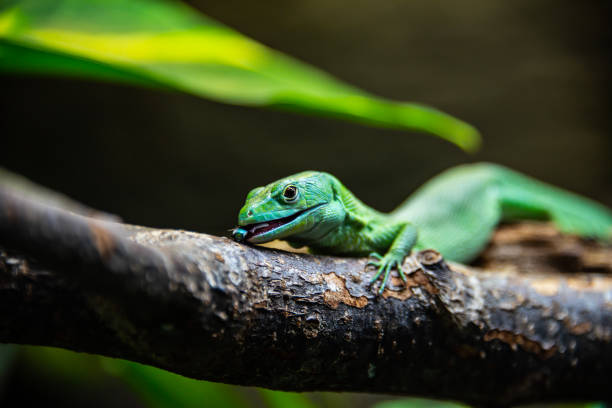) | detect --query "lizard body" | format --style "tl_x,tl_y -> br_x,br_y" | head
233,163 -> 612,292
